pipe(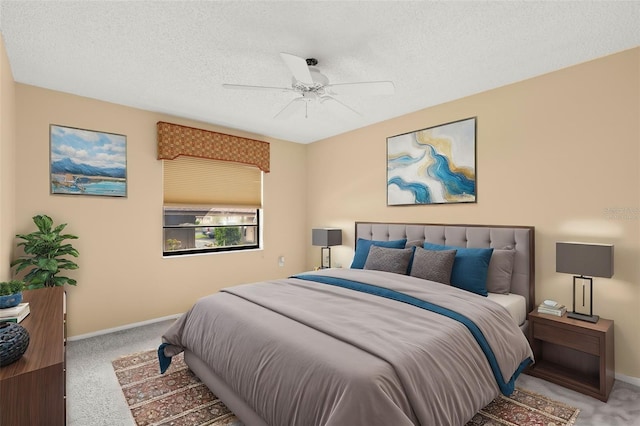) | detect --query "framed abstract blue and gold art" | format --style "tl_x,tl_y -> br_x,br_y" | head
387,117 -> 476,206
